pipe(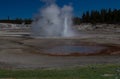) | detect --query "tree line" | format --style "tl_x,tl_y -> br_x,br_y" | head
73,8 -> 120,25
0,8 -> 120,25
0,18 -> 32,24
